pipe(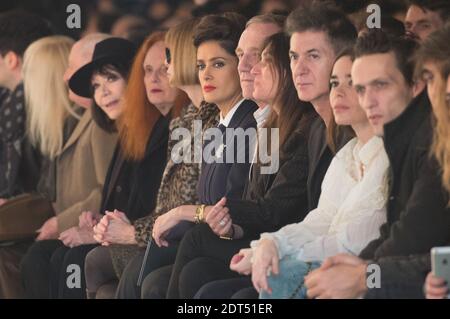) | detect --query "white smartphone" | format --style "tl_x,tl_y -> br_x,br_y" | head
431,246 -> 450,294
